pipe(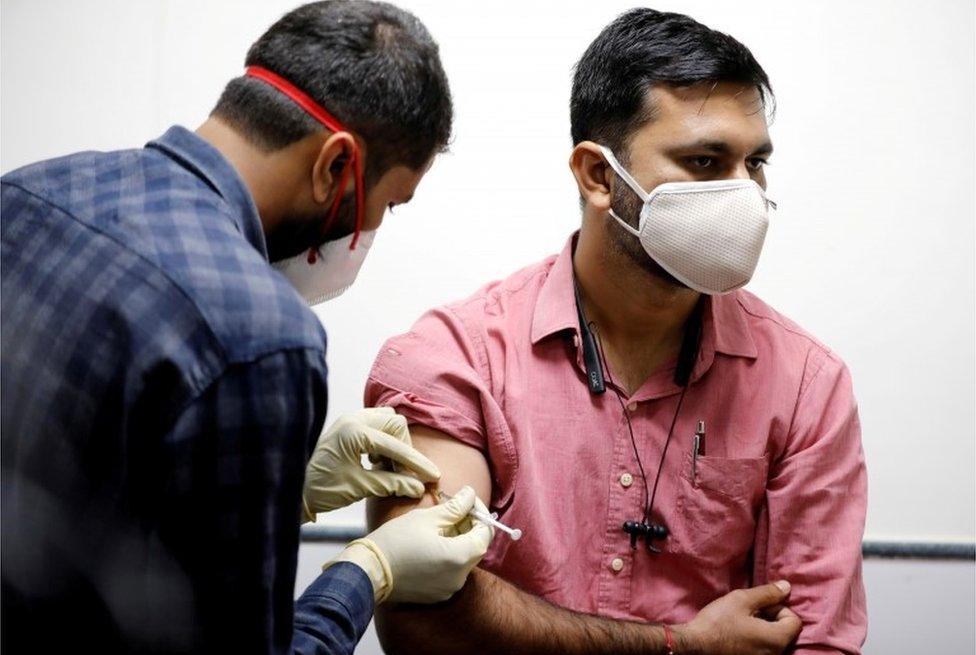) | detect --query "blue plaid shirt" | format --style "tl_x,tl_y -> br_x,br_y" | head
1,126 -> 372,654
